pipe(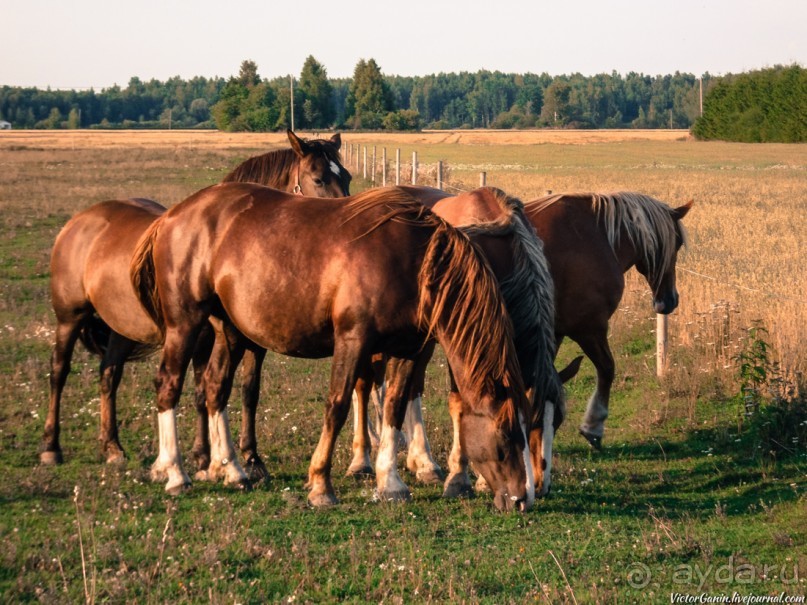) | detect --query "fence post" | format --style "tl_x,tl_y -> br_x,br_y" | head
382,148 -> 387,186
480,171 -> 486,187
656,314 -> 668,377
363,146 -> 367,180
412,151 -> 418,185
437,160 -> 443,190
355,144 -> 359,171
371,146 -> 377,185
395,149 -> 401,185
